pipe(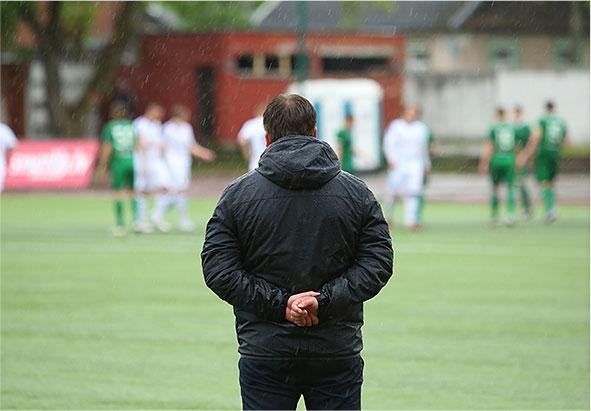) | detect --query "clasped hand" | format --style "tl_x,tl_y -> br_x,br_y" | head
285,291 -> 319,327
